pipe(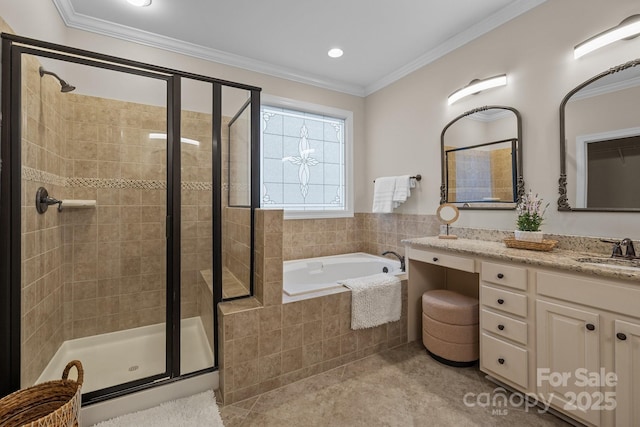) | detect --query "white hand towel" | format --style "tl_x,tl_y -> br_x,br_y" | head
392,175 -> 411,207
372,176 -> 396,213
